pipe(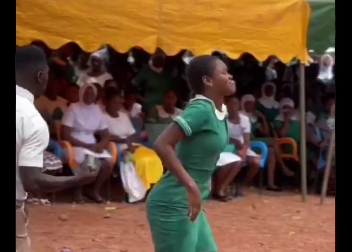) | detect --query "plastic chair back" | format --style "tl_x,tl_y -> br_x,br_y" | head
277,137 -> 299,161
250,141 -> 268,168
